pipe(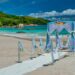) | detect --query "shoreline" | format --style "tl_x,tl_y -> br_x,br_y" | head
0,33 -> 46,41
